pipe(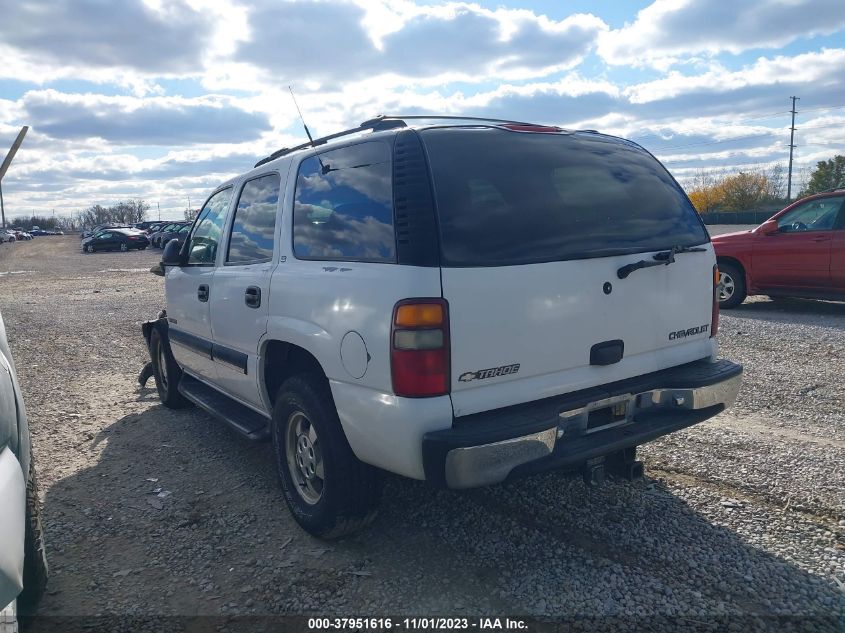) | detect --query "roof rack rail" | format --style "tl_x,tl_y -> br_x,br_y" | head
253,114 -> 558,168
254,116 -> 409,168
